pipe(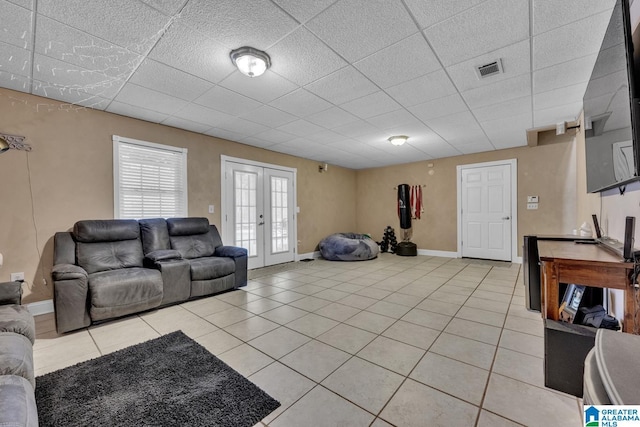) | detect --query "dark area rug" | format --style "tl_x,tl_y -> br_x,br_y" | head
35,331 -> 280,427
